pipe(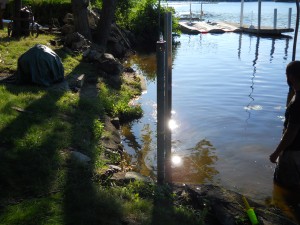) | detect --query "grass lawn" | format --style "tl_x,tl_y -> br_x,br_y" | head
0,29 -> 206,225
